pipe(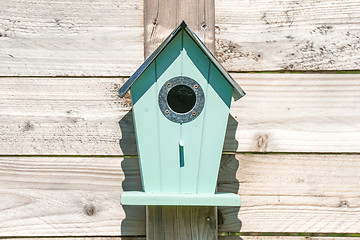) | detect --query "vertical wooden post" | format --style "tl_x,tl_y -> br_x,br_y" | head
144,1 -> 217,239
147,206 -> 217,240
144,0 -> 215,58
